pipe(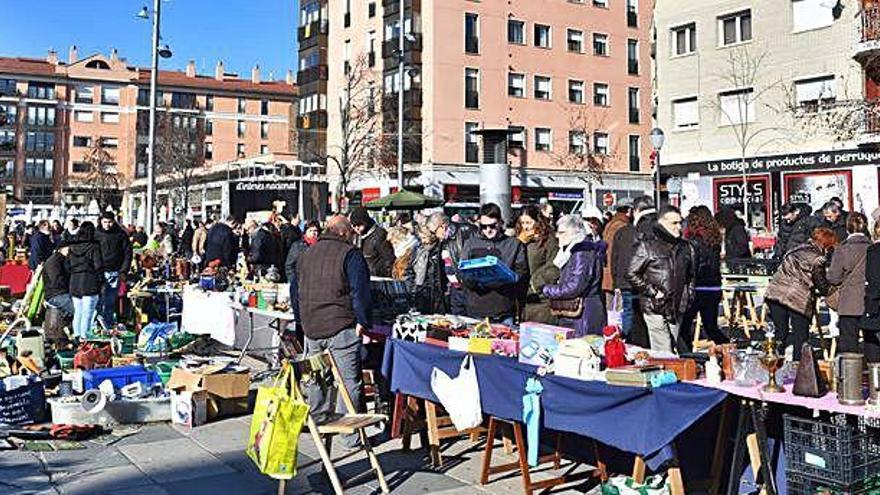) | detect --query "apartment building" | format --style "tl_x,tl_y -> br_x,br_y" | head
309,0 -> 653,209
0,47 -> 297,211
655,0 -> 879,229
